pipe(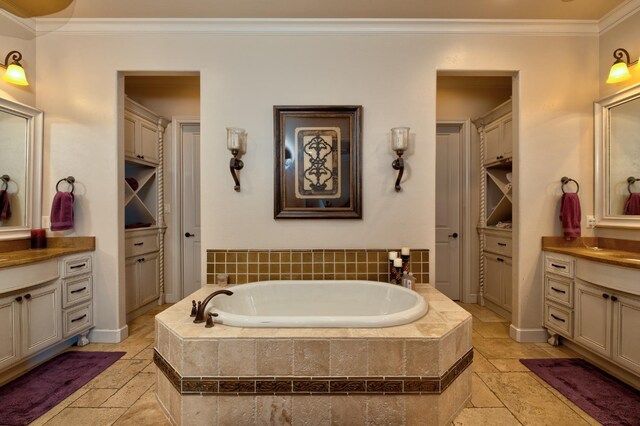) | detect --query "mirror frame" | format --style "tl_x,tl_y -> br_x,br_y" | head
594,83 -> 640,229
0,97 -> 43,240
